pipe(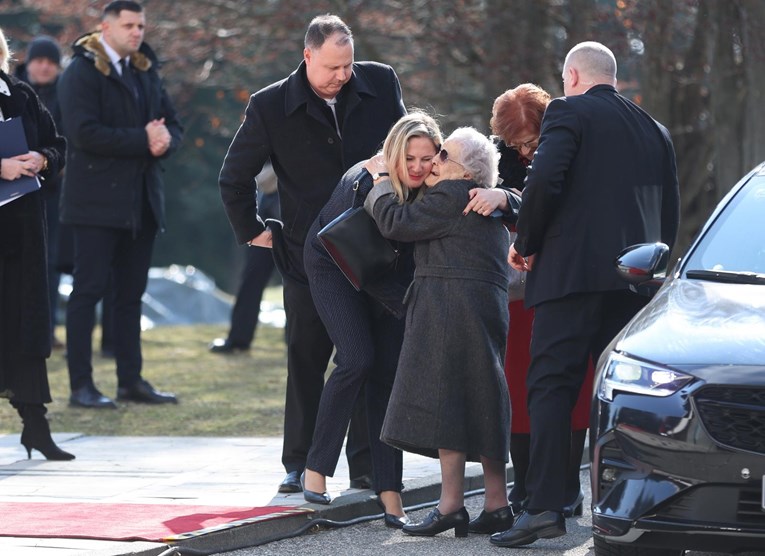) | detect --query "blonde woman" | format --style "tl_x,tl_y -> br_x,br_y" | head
0,28 -> 71,460
301,112 -> 442,527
